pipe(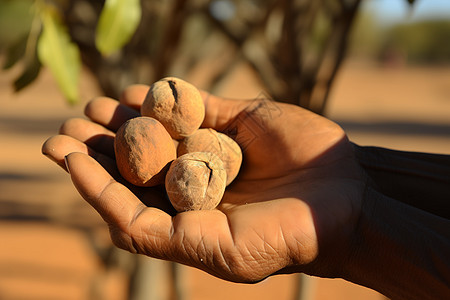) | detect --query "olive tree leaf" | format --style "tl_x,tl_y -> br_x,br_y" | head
95,0 -> 142,56
14,52 -> 42,92
0,0 -> 34,52
2,1 -> 43,91
3,35 -> 28,70
37,7 -> 81,104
